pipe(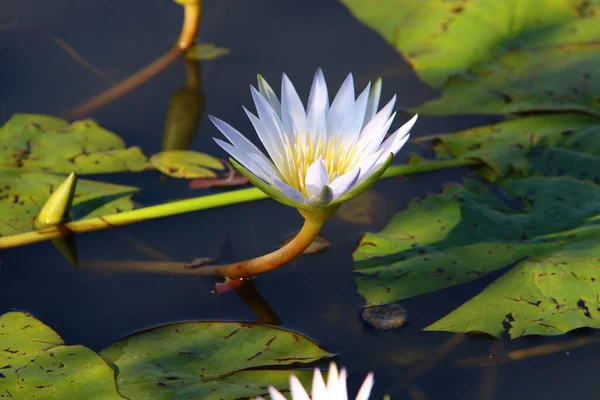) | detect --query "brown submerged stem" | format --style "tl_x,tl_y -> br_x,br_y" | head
192,217 -> 325,278
64,1 -> 202,119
